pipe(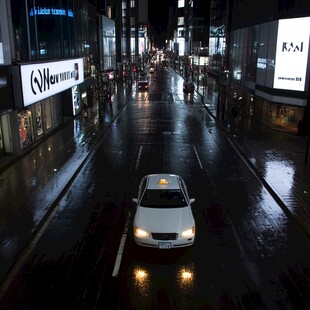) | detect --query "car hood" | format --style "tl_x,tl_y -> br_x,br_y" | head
134,206 -> 194,233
